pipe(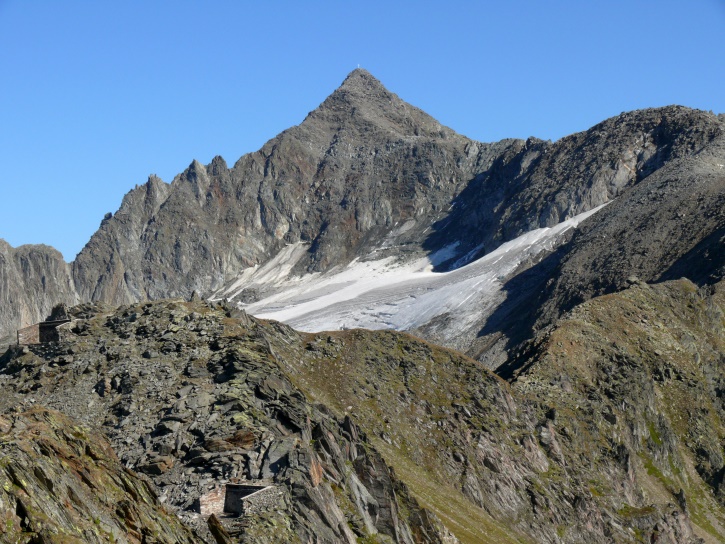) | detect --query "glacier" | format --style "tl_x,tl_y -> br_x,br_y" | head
214,205 -> 607,345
